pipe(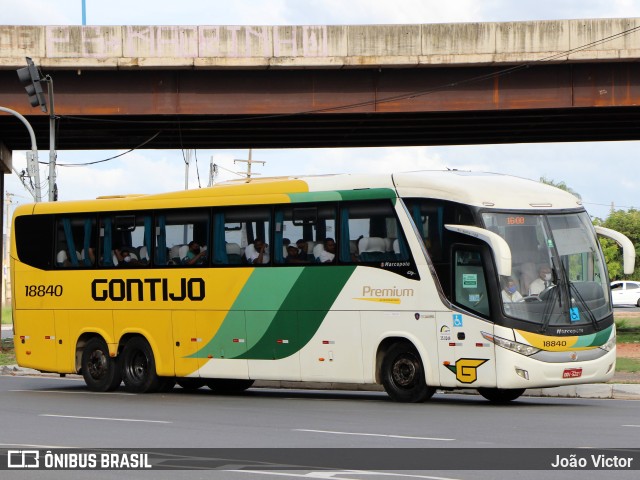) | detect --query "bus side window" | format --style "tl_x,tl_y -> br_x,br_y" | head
273,205 -> 335,265
56,216 -> 96,268
452,247 -> 490,318
340,200 -> 408,264
14,215 -> 55,269
156,210 -> 209,267
100,214 -> 153,267
217,207 -> 271,266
